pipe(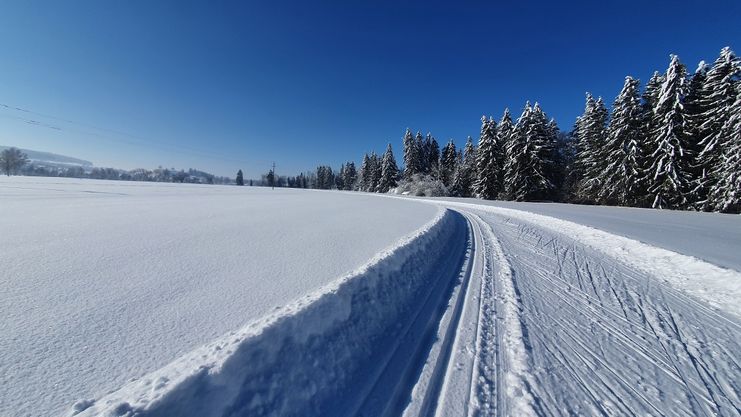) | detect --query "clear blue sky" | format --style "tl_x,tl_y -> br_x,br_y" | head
0,1 -> 739,178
